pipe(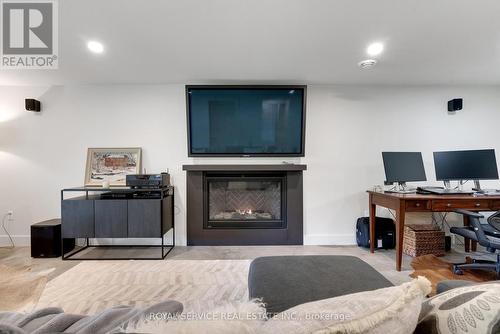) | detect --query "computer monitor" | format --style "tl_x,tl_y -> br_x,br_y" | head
433,149 -> 499,189
382,152 -> 427,186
